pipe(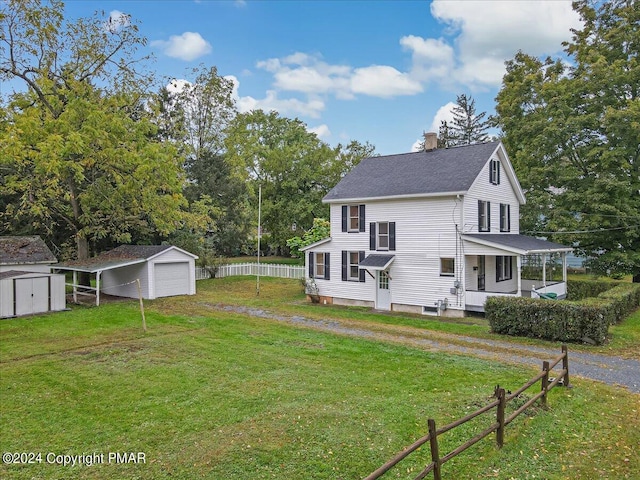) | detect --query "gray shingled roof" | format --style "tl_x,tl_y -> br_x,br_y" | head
55,245 -> 174,272
323,141 -> 500,202
463,234 -> 573,254
359,254 -> 395,270
0,236 -> 57,265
